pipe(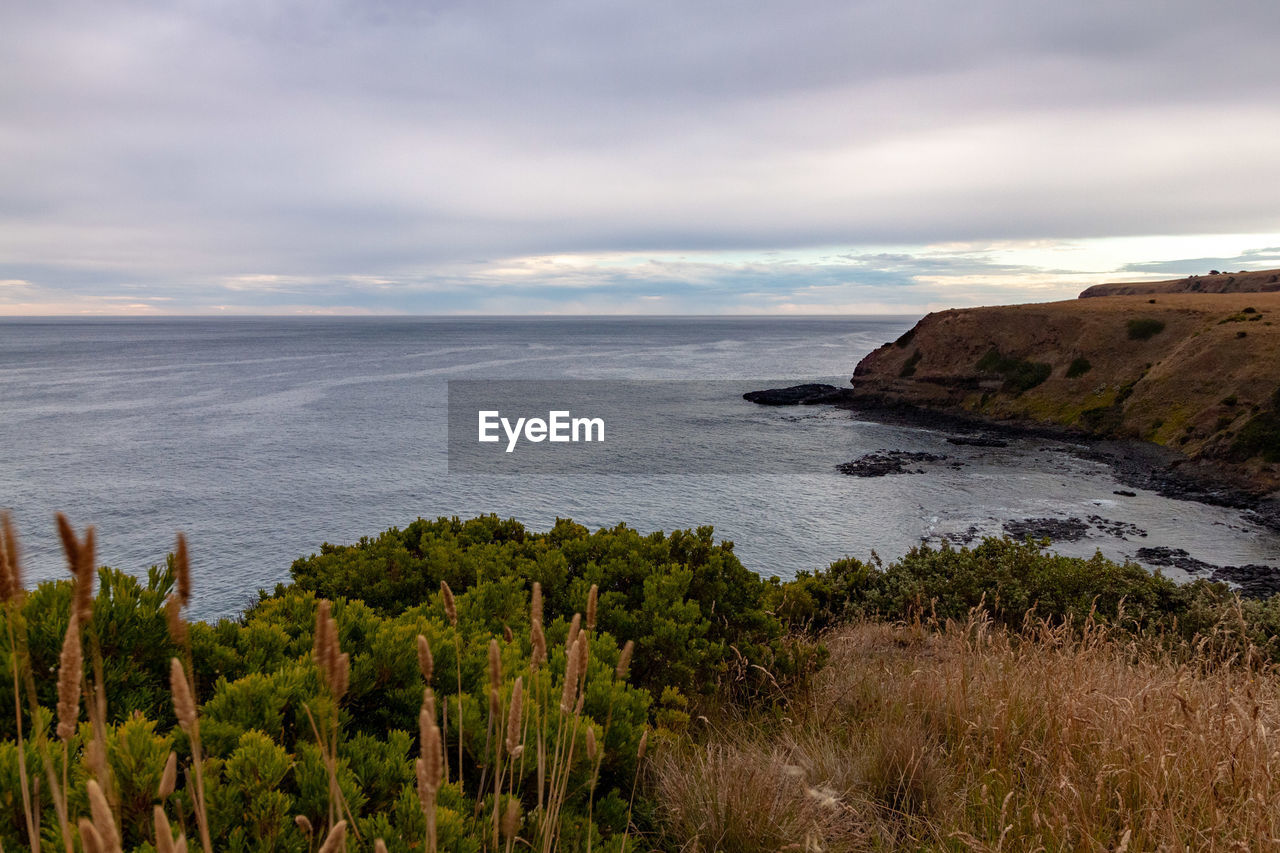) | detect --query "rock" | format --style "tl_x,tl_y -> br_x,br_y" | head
1135,546 -> 1216,573
1087,515 -> 1147,539
1136,546 -> 1280,597
1212,564 -> 1280,598
836,451 -> 949,477
1003,517 -> 1090,541
743,383 -> 850,405
942,525 -> 981,545
1113,490 -> 1138,497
